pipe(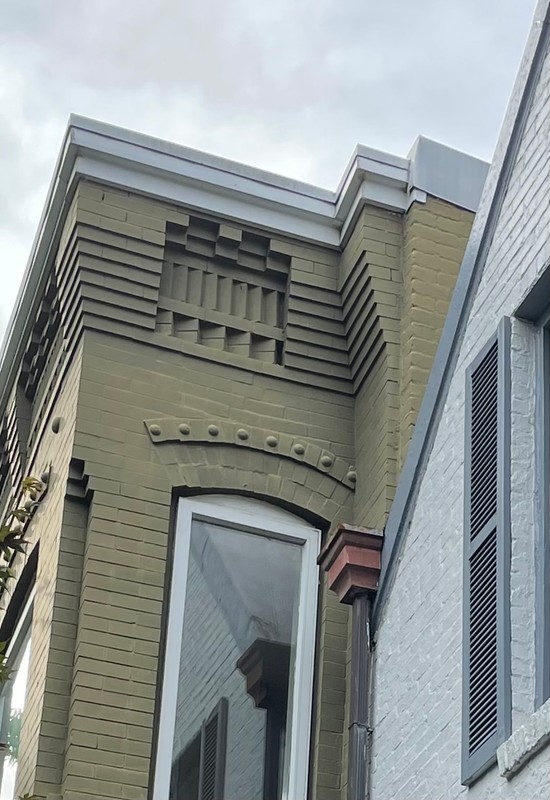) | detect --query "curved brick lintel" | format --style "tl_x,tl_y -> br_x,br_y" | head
155,448 -> 354,528
319,523 -> 383,605
144,416 -> 357,489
